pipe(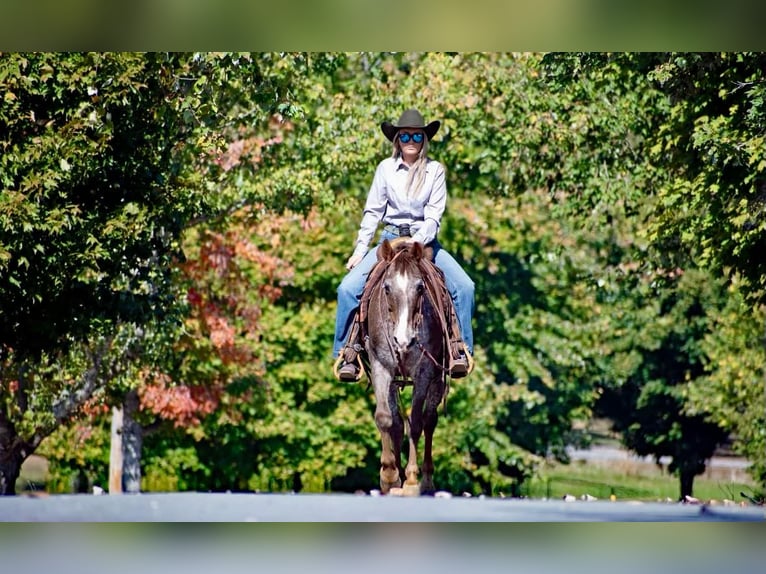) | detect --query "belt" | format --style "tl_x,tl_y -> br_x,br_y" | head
384,223 -> 414,237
